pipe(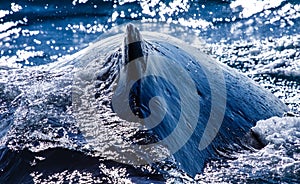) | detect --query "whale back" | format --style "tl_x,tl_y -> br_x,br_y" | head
109,24 -> 289,176
70,24 -> 289,176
